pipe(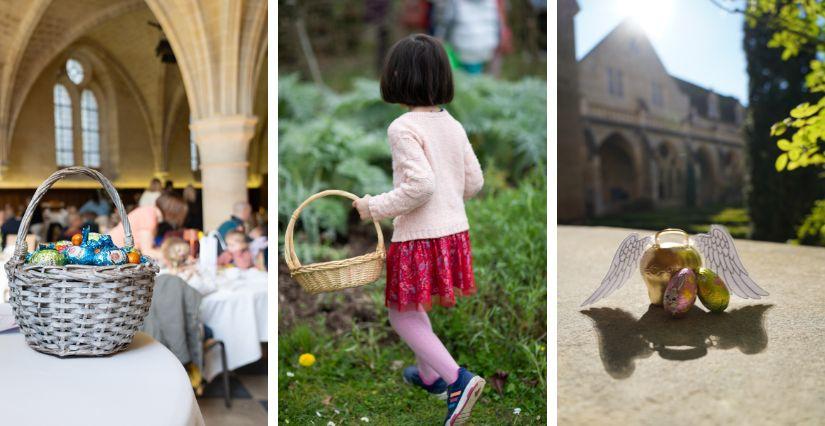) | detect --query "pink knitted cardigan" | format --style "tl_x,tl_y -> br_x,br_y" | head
367,110 -> 484,242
